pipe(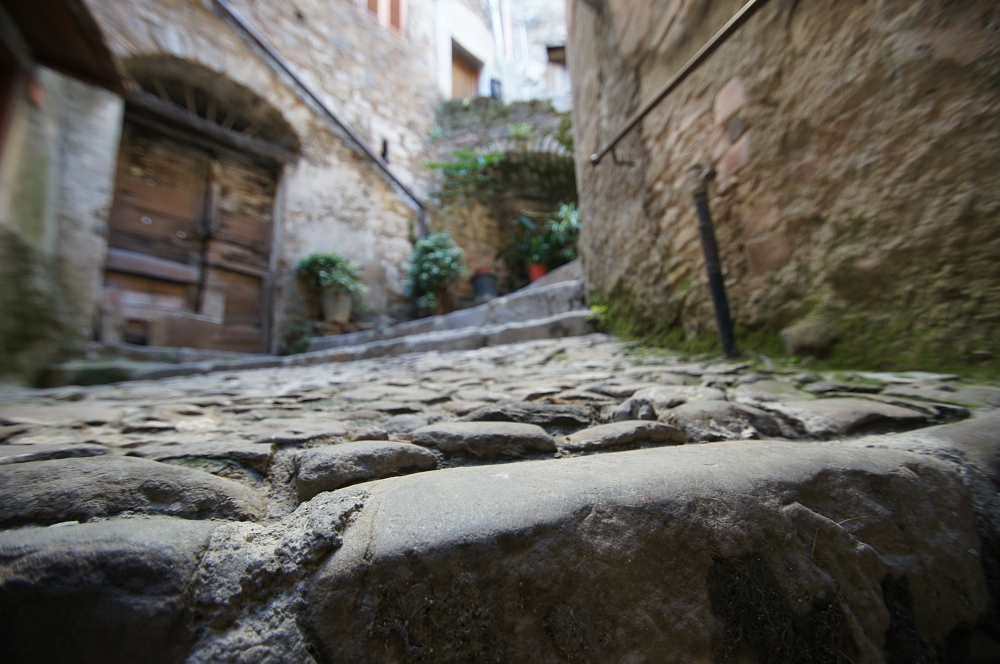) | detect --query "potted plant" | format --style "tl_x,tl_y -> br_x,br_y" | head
543,203 -> 580,268
525,235 -> 551,282
295,252 -> 367,324
406,232 -> 467,315
503,214 -> 552,282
